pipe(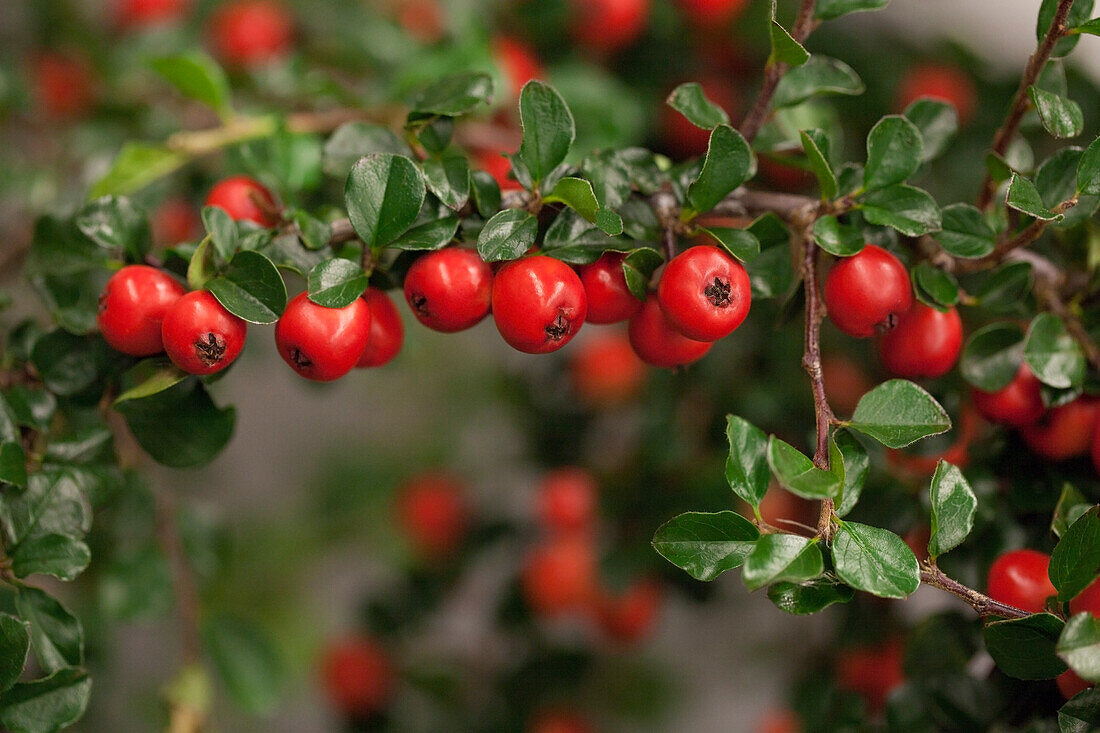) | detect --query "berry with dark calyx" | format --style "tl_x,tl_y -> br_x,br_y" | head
897,63 -> 977,125
536,467 -> 597,534
577,252 -> 642,324
204,175 -> 281,227
594,579 -> 663,643
657,245 -> 751,342
877,303 -> 963,379
570,0 -> 649,52
275,292 -> 371,382
97,265 -> 186,357
1021,398 -> 1099,461
162,290 -> 247,375
986,548 -> 1057,614
835,641 -> 905,713
402,248 -> 493,333
396,472 -> 469,559
972,363 -> 1046,427
492,256 -> 588,354
493,37 -> 542,100
208,0 -> 294,68
521,534 -> 598,617
628,295 -> 712,368
320,637 -> 394,719
569,329 -> 648,407
356,288 -> 404,368
824,244 -> 913,338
